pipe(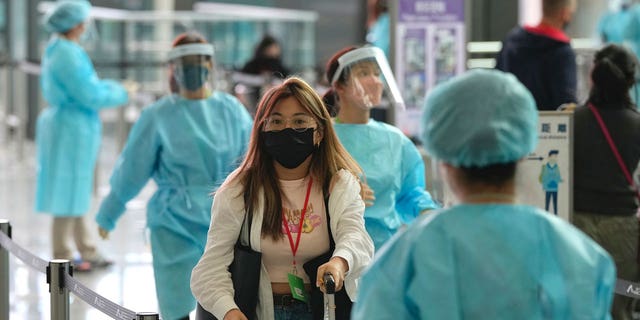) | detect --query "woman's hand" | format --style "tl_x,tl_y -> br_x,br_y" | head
223,309 -> 248,320
360,183 -> 375,207
316,256 -> 349,293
